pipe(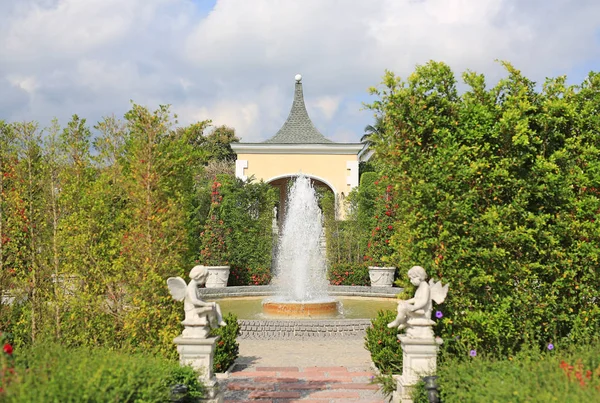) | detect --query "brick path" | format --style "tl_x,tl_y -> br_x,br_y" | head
222,365 -> 386,402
